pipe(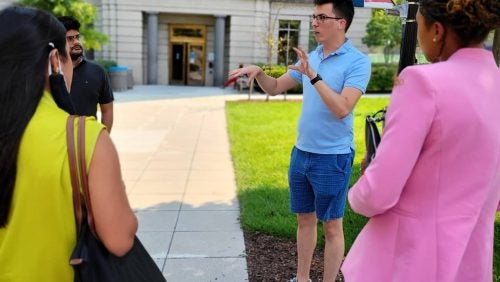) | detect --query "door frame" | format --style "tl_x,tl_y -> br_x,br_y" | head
169,24 -> 207,86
